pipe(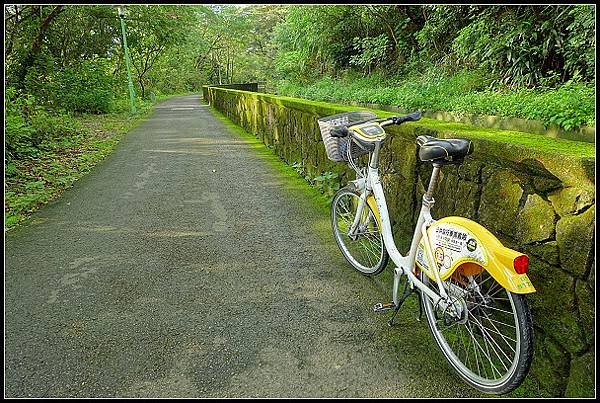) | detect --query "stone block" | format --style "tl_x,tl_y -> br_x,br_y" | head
564,351 -> 595,397
457,159 -> 484,183
555,205 -> 595,277
478,168 -> 523,238
529,330 -> 570,396
526,241 -> 560,266
527,258 -> 586,354
548,187 -> 595,217
517,194 -> 556,244
575,280 -> 594,348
